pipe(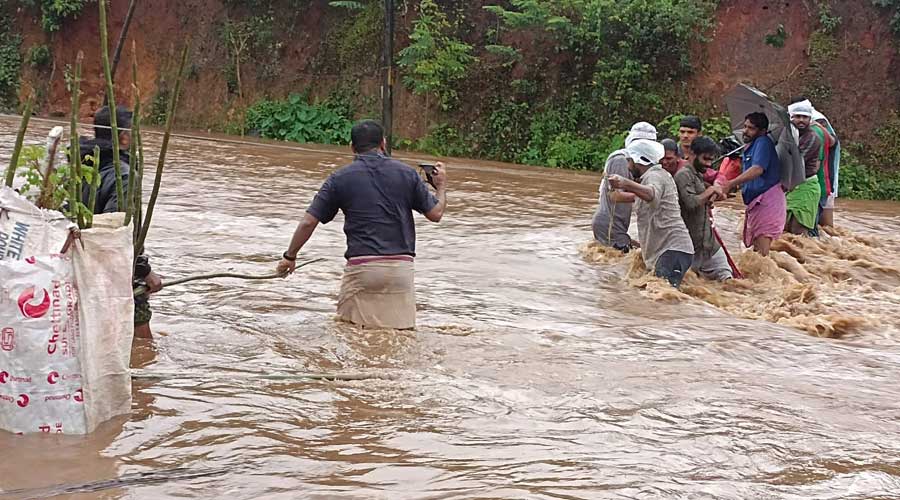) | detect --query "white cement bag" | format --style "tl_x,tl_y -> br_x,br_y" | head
0,185 -> 133,434
0,254 -> 86,434
0,186 -> 74,260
